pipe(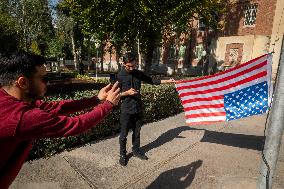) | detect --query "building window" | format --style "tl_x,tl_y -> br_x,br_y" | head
244,4 -> 258,27
229,48 -> 239,65
198,17 -> 206,31
224,43 -> 244,67
153,47 -> 161,60
194,44 -> 204,60
169,44 -> 176,59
